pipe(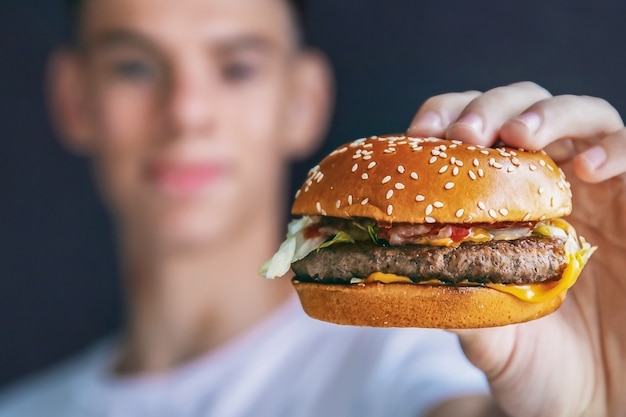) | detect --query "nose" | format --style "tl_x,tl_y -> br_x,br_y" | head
165,60 -> 215,139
